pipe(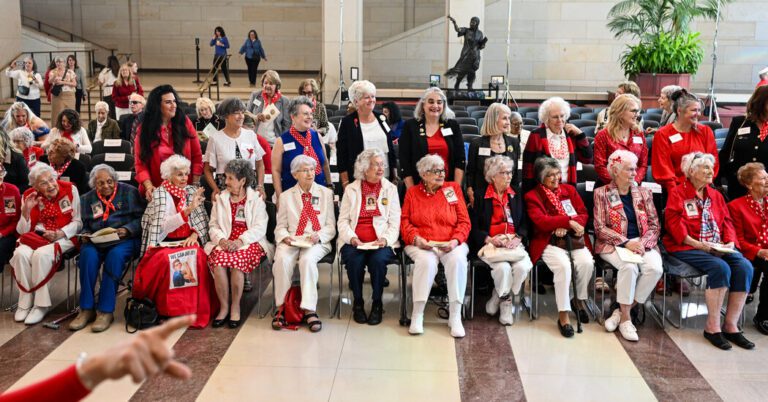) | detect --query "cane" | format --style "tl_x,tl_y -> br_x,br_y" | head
565,235 -> 583,334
